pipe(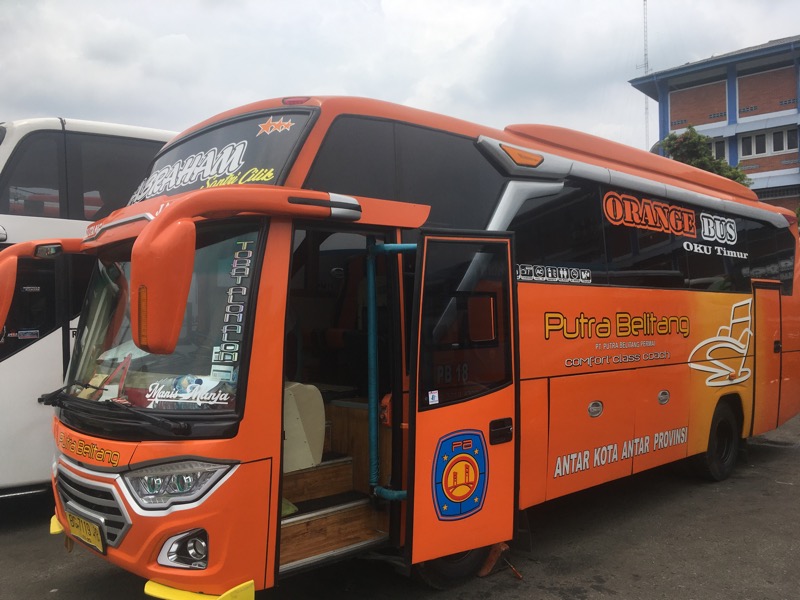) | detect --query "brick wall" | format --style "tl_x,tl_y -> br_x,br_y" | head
738,66 -> 798,117
739,153 -> 798,174
669,81 -> 727,130
761,196 -> 799,213
739,153 -> 800,174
